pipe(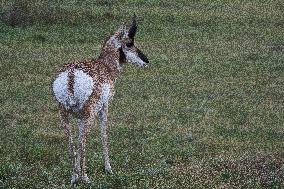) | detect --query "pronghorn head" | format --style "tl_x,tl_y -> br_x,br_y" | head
120,15 -> 149,67
102,15 -> 149,67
